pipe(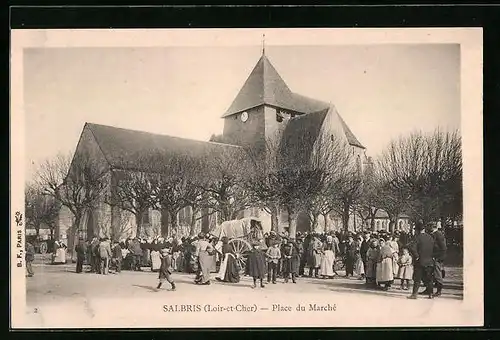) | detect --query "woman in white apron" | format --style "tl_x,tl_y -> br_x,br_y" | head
150,241 -> 161,272
52,241 -> 67,264
319,236 -> 335,279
